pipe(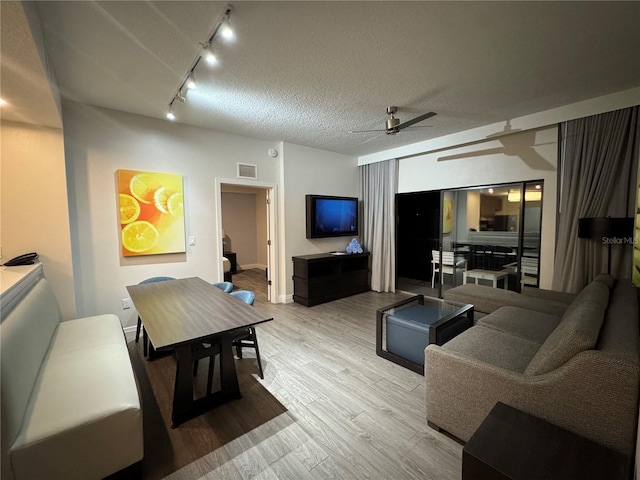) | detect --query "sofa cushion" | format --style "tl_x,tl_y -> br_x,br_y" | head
442,325 -> 541,373
0,278 -> 61,451
525,301 -> 606,375
597,281 -> 640,363
561,280 -> 610,320
478,306 -> 562,344
443,284 -> 569,316
593,273 -> 615,289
